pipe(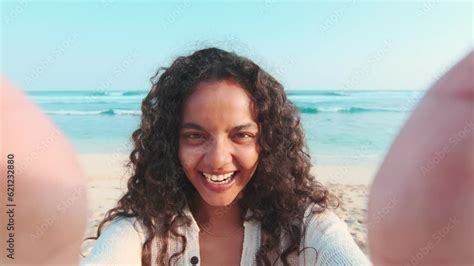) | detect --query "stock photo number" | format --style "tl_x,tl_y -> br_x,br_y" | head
5,153 -> 16,260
